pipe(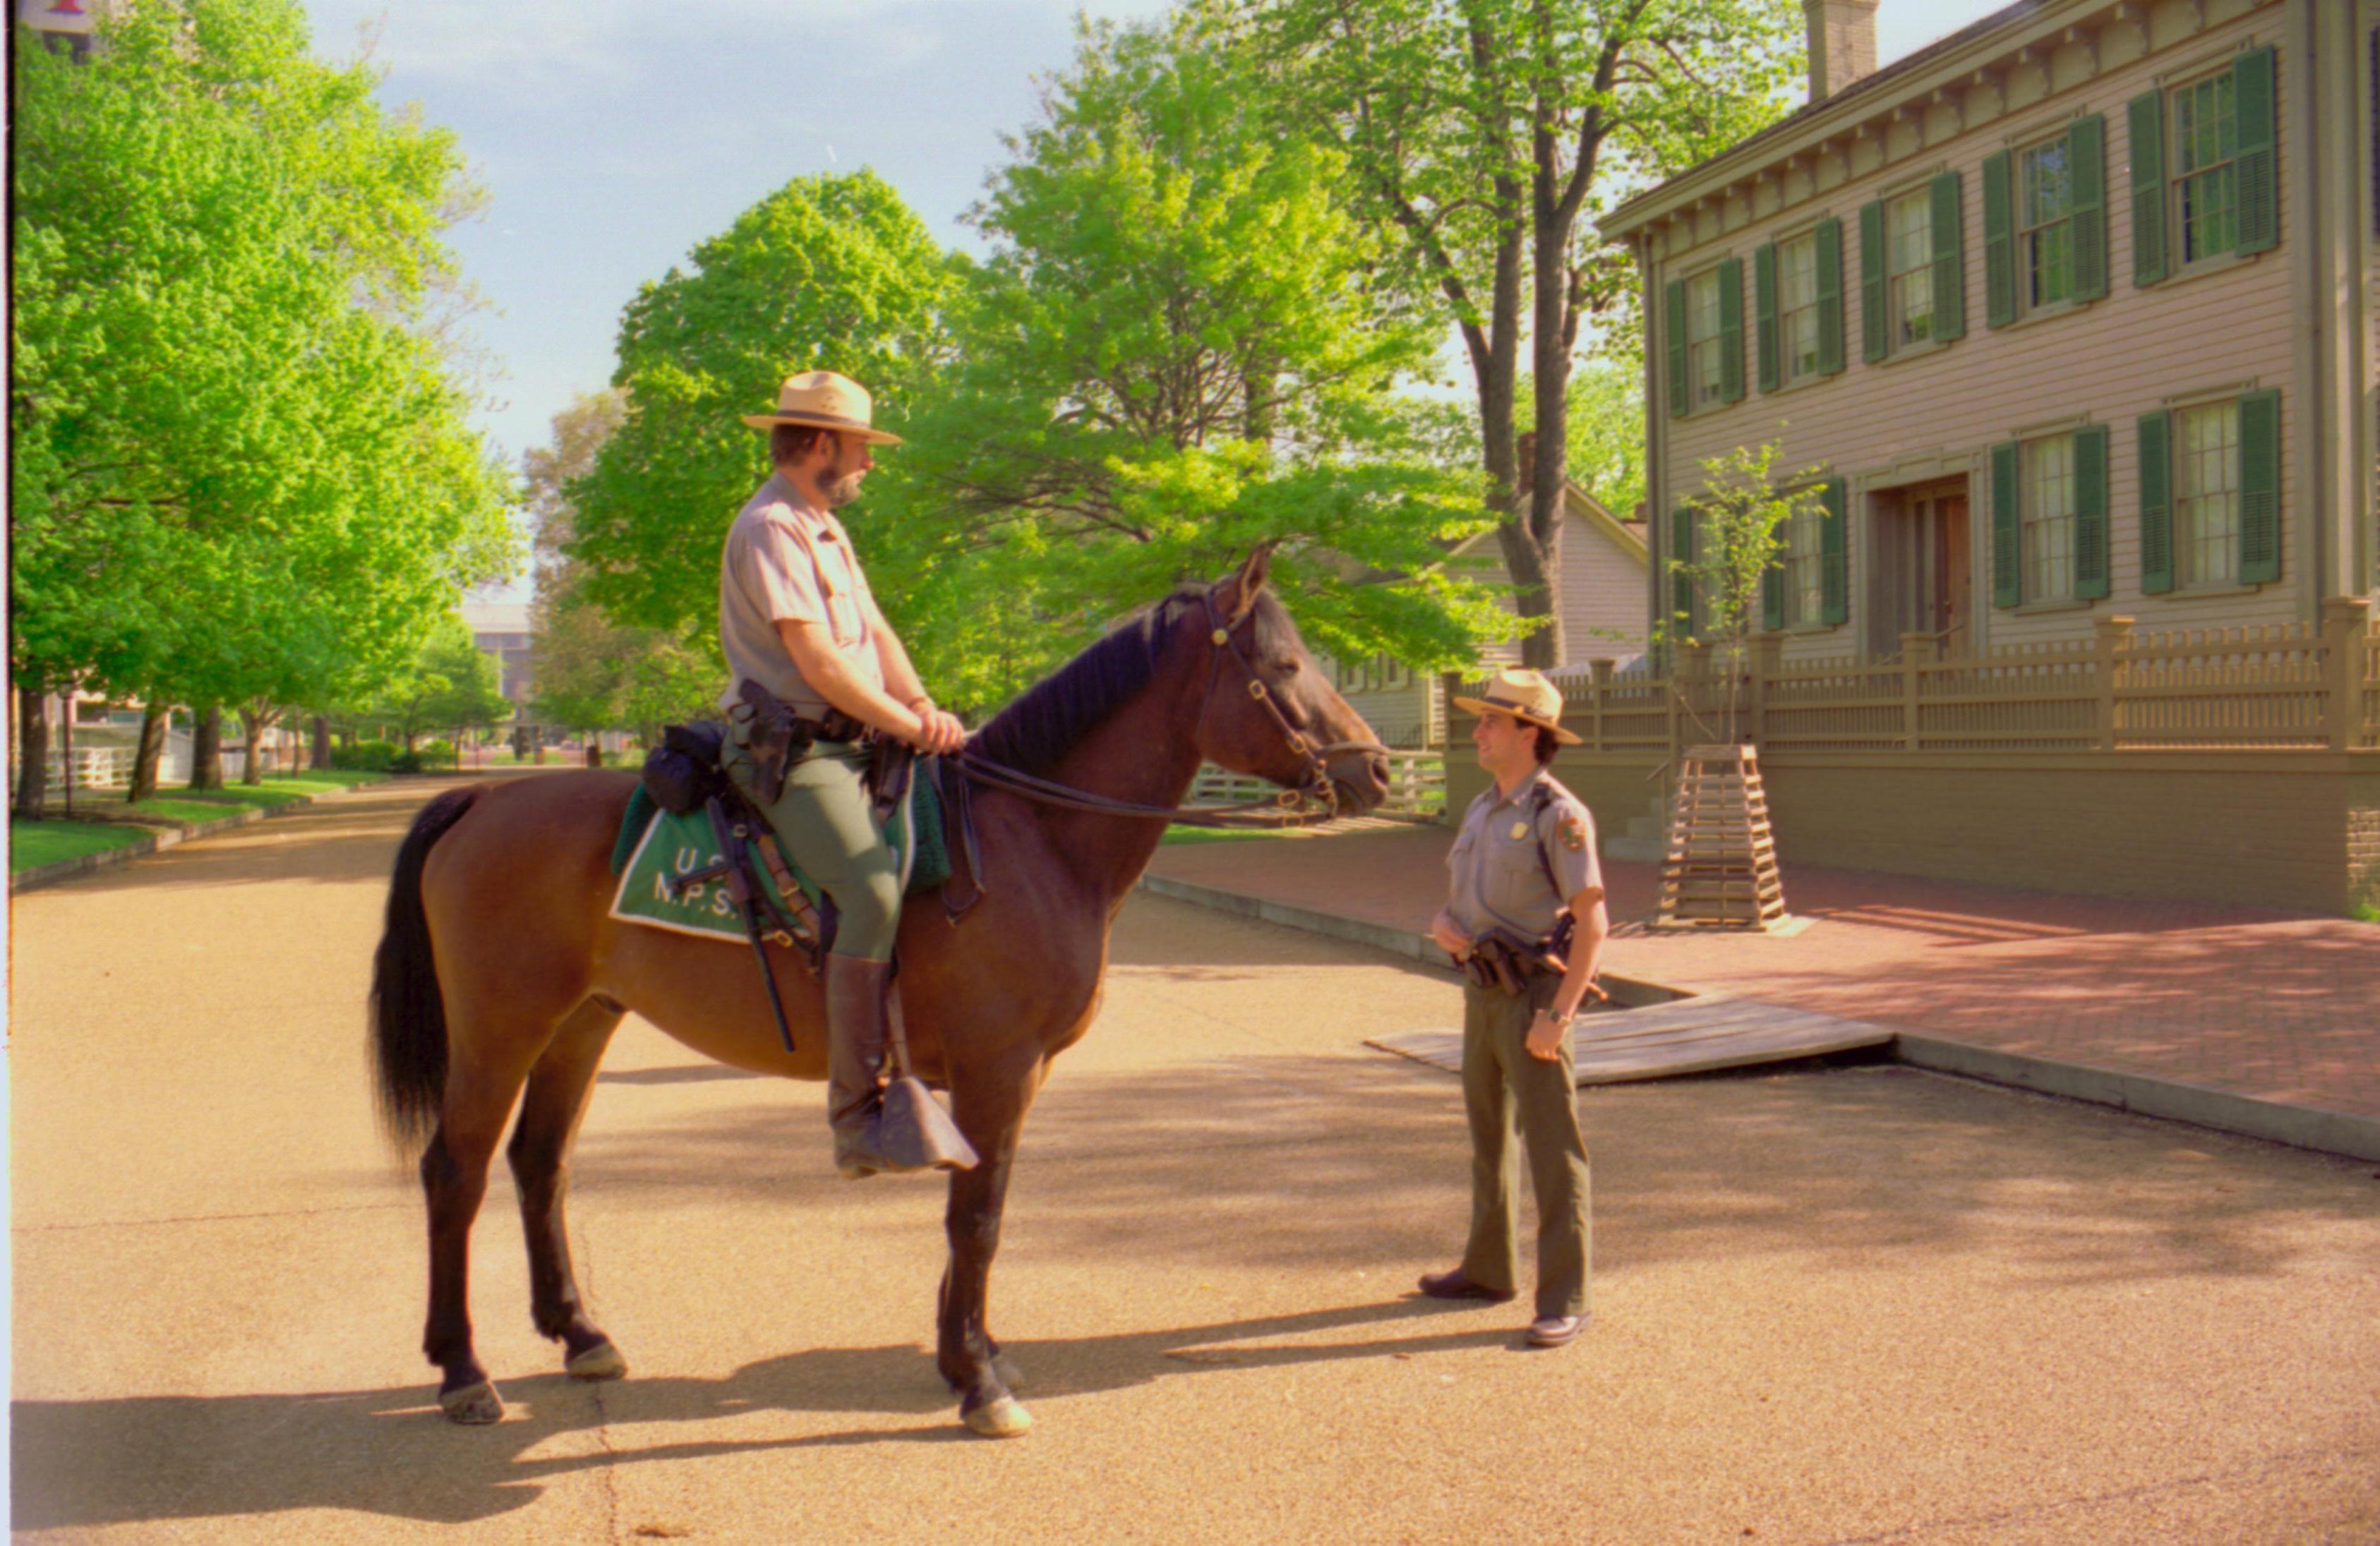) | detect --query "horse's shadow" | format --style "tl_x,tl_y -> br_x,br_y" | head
11,1296 -> 1511,1530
